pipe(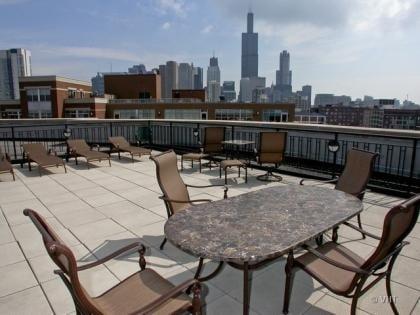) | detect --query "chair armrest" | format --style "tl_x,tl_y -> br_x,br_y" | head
132,279 -> 200,315
342,222 -> 381,240
186,184 -> 229,199
302,245 -> 370,275
299,178 -> 338,186
158,196 -> 212,204
47,149 -> 58,156
77,242 -> 146,271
